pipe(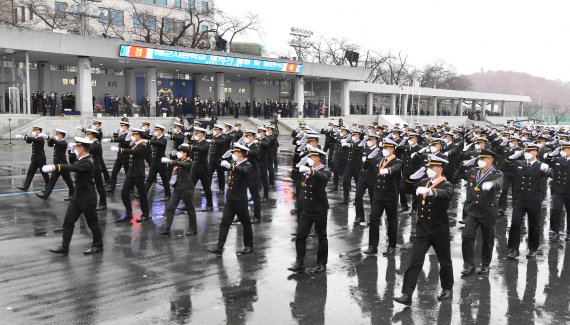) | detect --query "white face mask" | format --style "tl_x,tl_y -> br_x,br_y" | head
561,151 -> 568,158
524,152 -> 533,160
408,139 -> 415,146
176,152 -> 183,159
366,141 -> 373,148
477,160 -> 487,169
444,139 -> 451,145
474,144 -> 481,150
307,158 -> 315,166
351,136 -> 358,142
508,142 -> 515,148
426,169 -> 437,179
231,153 -> 238,161
73,149 -> 79,156
153,131 -> 159,137
430,146 -> 438,153
382,149 -> 390,157
537,143 -> 544,148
